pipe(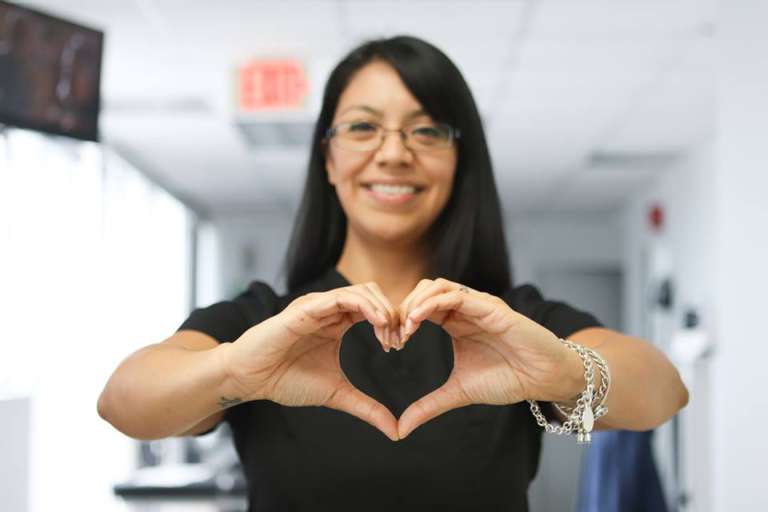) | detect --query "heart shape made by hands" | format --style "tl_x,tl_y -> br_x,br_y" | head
318,274 -> 577,441
224,273 -> 576,443
339,317 -> 455,422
